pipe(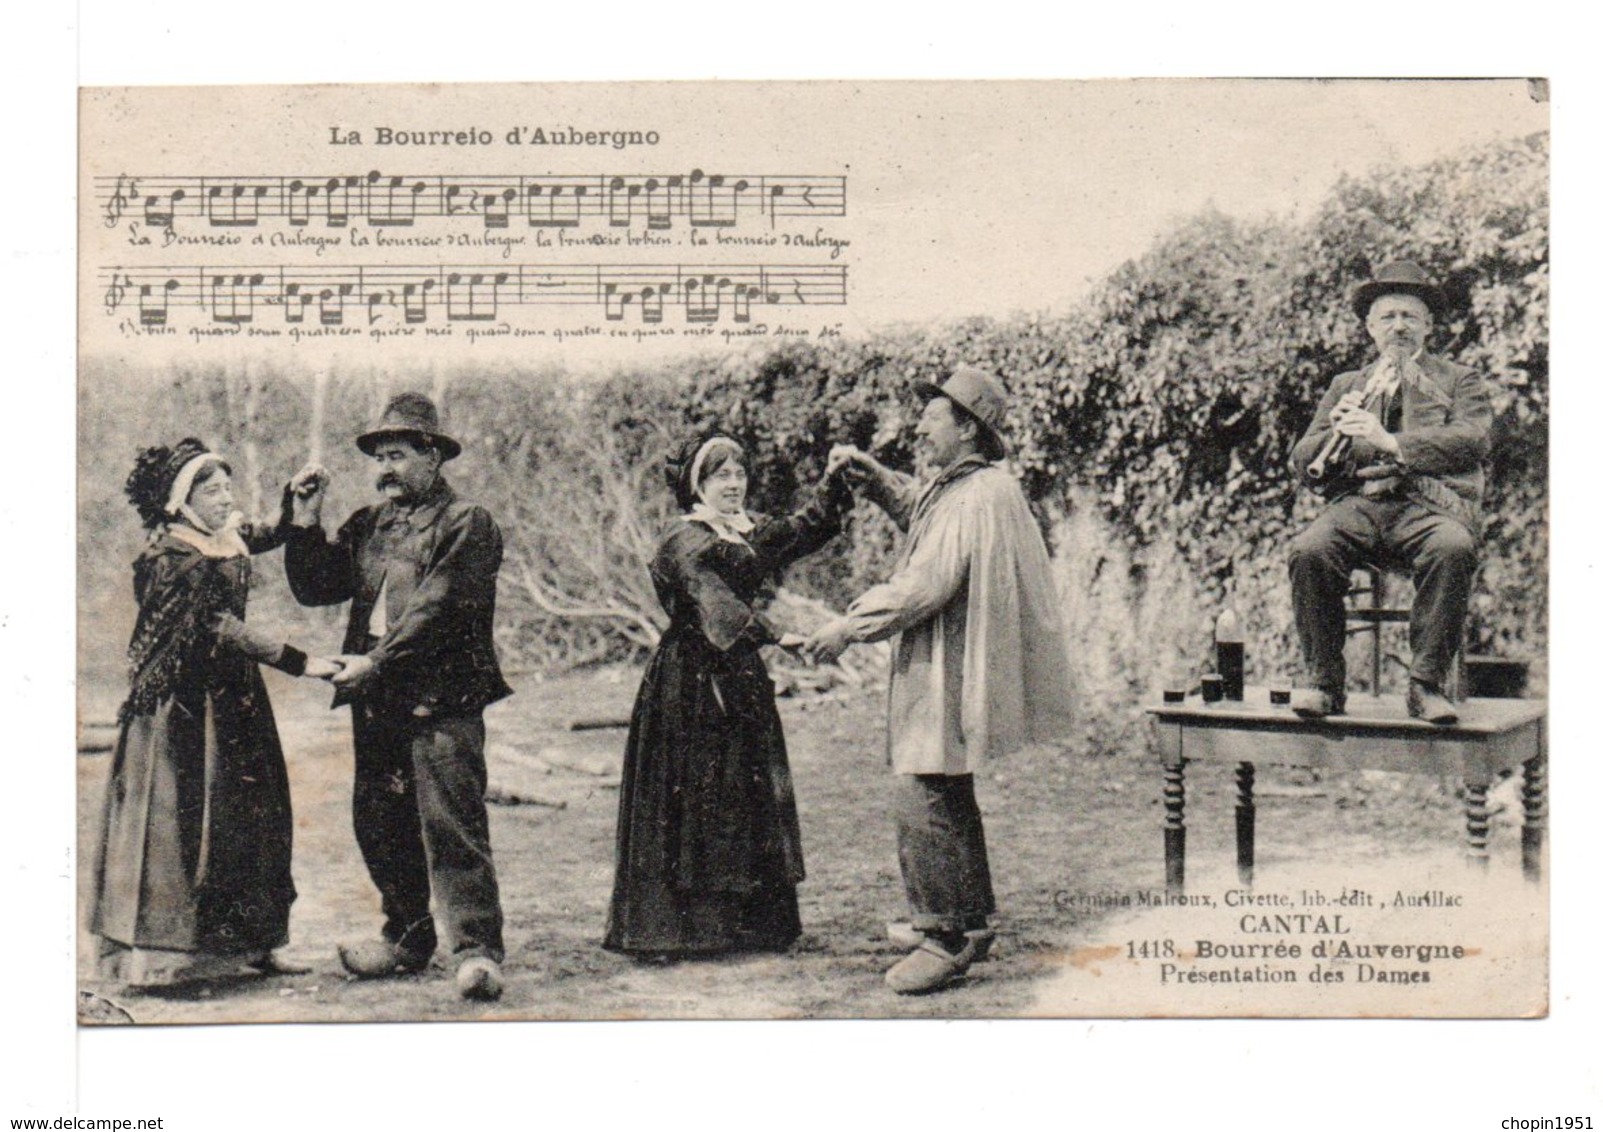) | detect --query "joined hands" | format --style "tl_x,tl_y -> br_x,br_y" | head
302,656 -> 345,681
